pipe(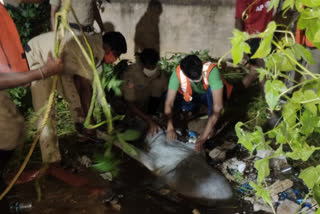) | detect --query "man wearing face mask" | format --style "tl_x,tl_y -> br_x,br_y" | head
165,55 -> 233,152
25,31 -> 127,163
73,32 -> 127,119
121,48 -> 168,137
